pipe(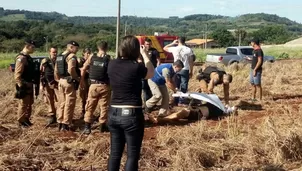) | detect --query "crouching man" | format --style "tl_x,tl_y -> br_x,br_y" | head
145,60 -> 184,117
196,66 -> 233,105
